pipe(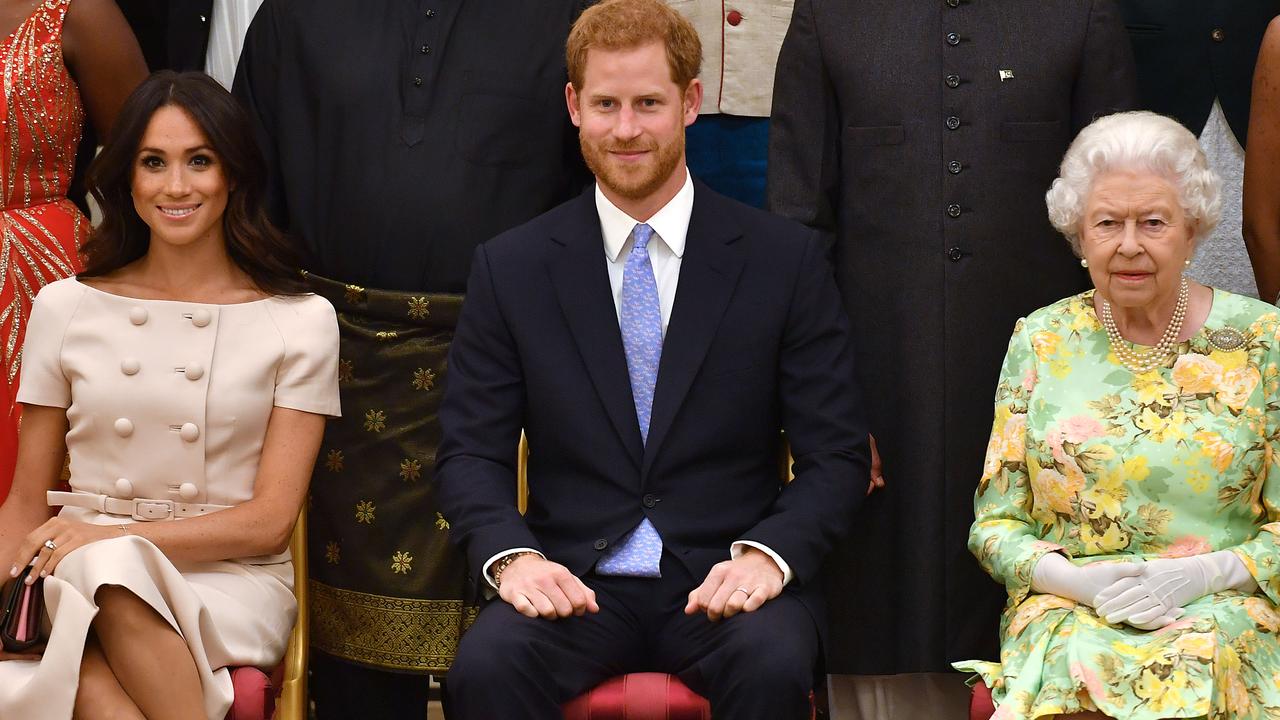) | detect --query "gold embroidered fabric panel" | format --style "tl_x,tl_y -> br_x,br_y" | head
310,580 -> 477,672
0,0 -> 86,391
302,272 -> 475,672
